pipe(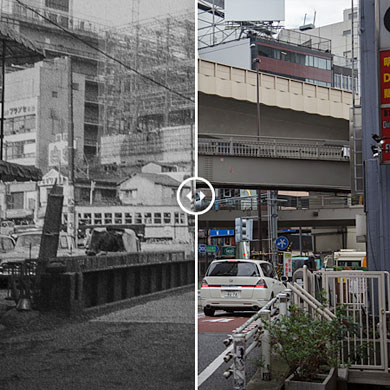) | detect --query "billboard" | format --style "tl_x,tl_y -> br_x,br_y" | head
225,0 -> 285,22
